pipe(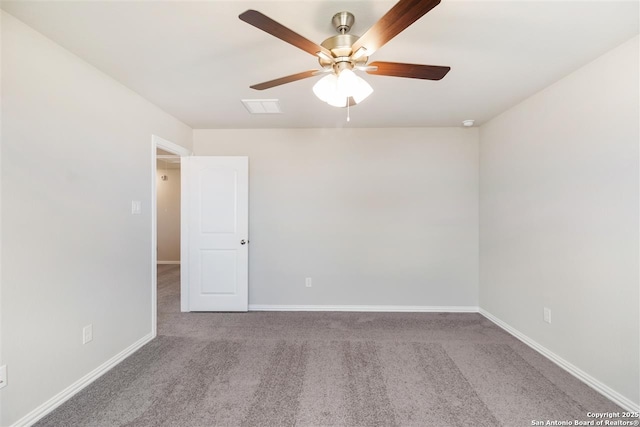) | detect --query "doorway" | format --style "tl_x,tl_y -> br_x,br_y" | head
156,150 -> 181,266
151,135 -> 190,337
156,148 -> 181,326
